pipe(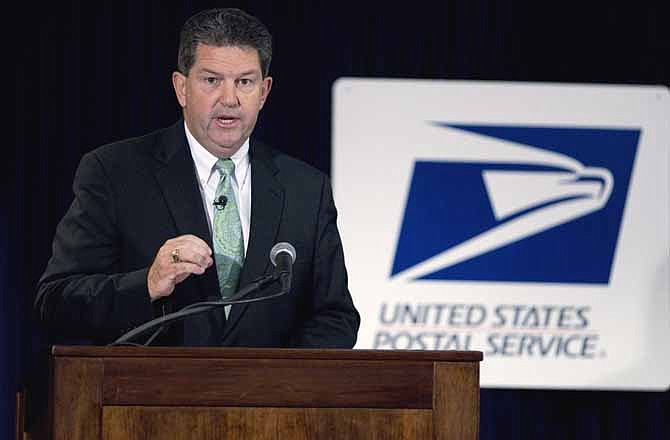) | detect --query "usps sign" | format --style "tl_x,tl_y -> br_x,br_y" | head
332,79 -> 669,390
